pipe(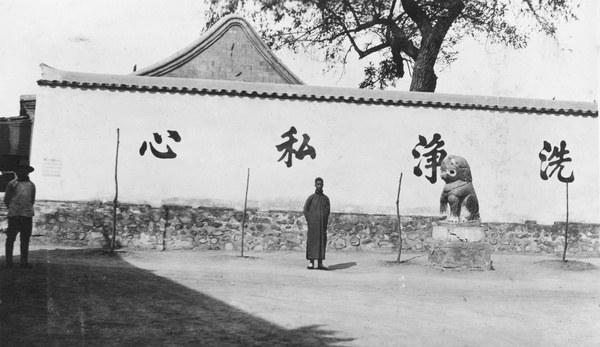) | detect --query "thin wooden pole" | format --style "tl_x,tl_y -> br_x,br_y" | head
562,182 -> 569,262
396,173 -> 403,263
241,168 -> 250,257
163,207 -> 169,251
111,128 -> 120,253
